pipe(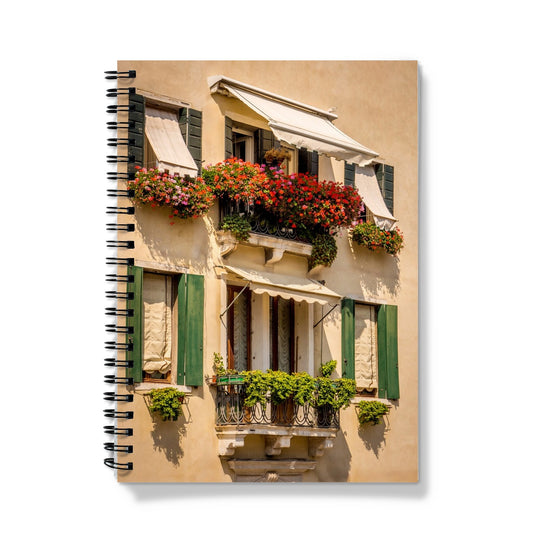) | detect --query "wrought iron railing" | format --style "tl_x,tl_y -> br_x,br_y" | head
219,199 -> 311,243
215,383 -> 340,429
